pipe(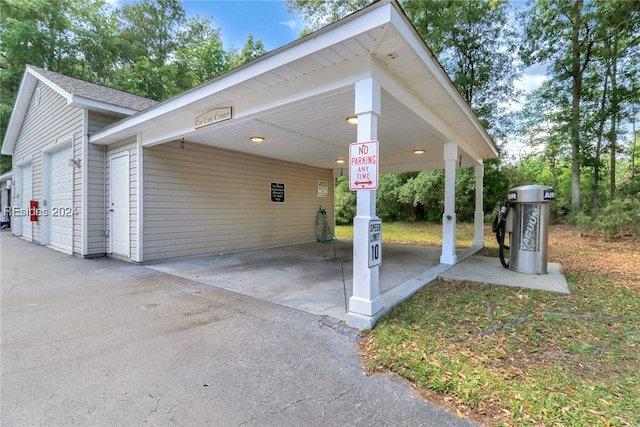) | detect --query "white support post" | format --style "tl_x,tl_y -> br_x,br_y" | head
473,163 -> 485,248
346,78 -> 382,329
440,142 -> 458,265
